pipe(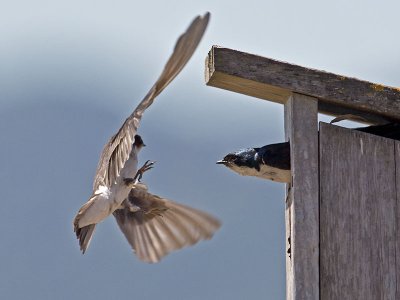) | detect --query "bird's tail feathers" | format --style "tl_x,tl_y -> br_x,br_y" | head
74,223 -> 96,254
